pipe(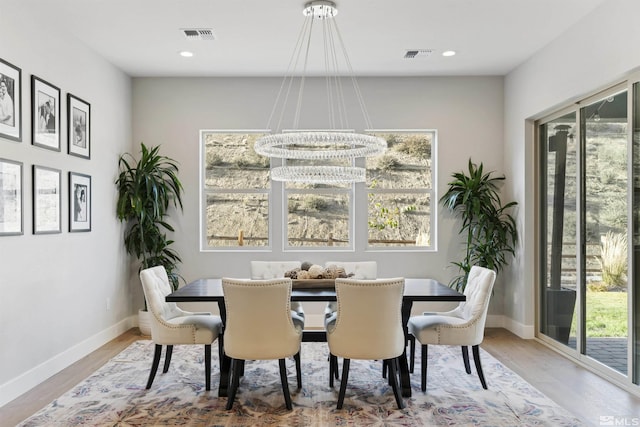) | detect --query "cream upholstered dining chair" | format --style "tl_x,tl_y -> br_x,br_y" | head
407,266 -> 496,392
250,261 -> 305,329
323,261 -> 377,322
323,261 -> 378,380
222,278 -> 303,410
139,266 -> 222,391
326,277 -> 405,410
